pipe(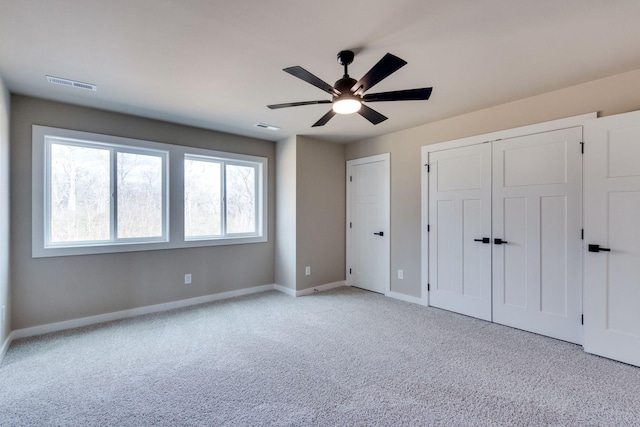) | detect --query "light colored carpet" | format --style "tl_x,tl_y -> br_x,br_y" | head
1,286 -> 640,426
